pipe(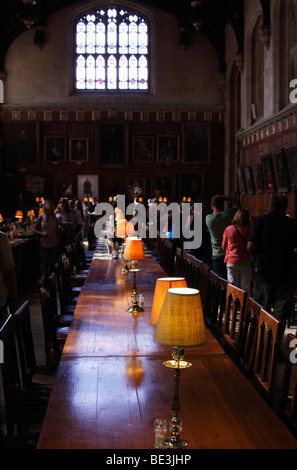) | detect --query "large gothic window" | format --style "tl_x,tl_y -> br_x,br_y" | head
75,7 -> 149,91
